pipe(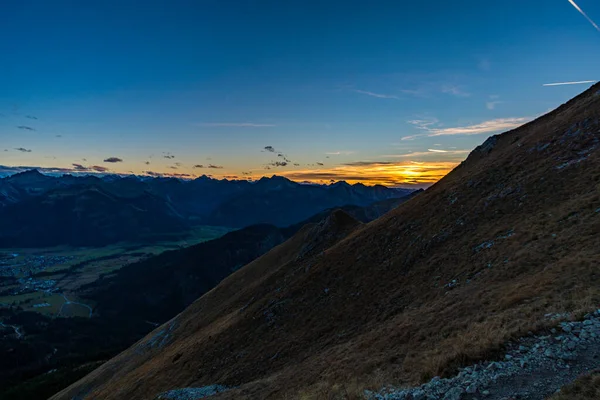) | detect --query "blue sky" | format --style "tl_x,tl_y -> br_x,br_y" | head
1,0 -> 599,186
